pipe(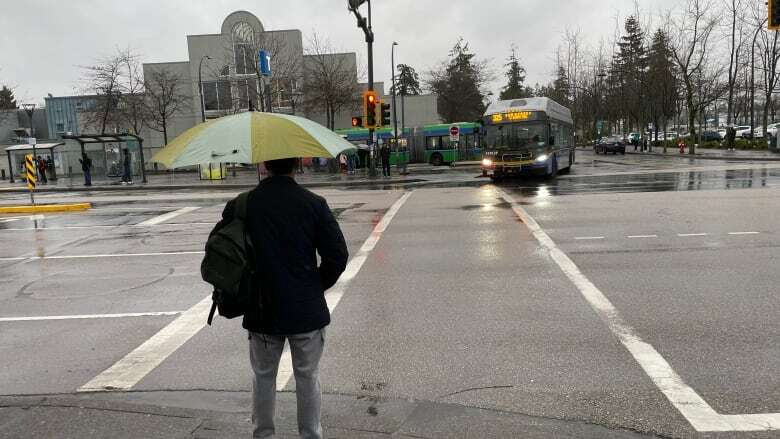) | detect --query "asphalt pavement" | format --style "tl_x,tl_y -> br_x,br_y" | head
1,150 -> 779,438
